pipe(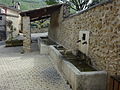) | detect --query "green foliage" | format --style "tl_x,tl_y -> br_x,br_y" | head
31,19 -> 50,29
5,40 -> 23,47
45,0 -> 58,5
69,0 -> 108,11
69,0 -> 86,11
0,0 -> 46,10
0,0 -> 12,6
6,20 -> 13,40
